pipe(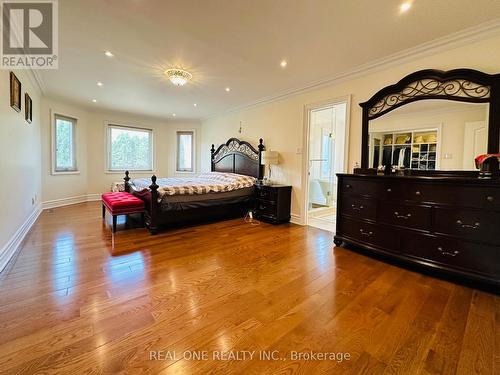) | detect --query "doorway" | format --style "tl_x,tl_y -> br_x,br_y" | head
304,99 -> 348,232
